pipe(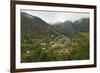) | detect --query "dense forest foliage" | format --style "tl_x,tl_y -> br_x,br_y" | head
21,12 -> 90,62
